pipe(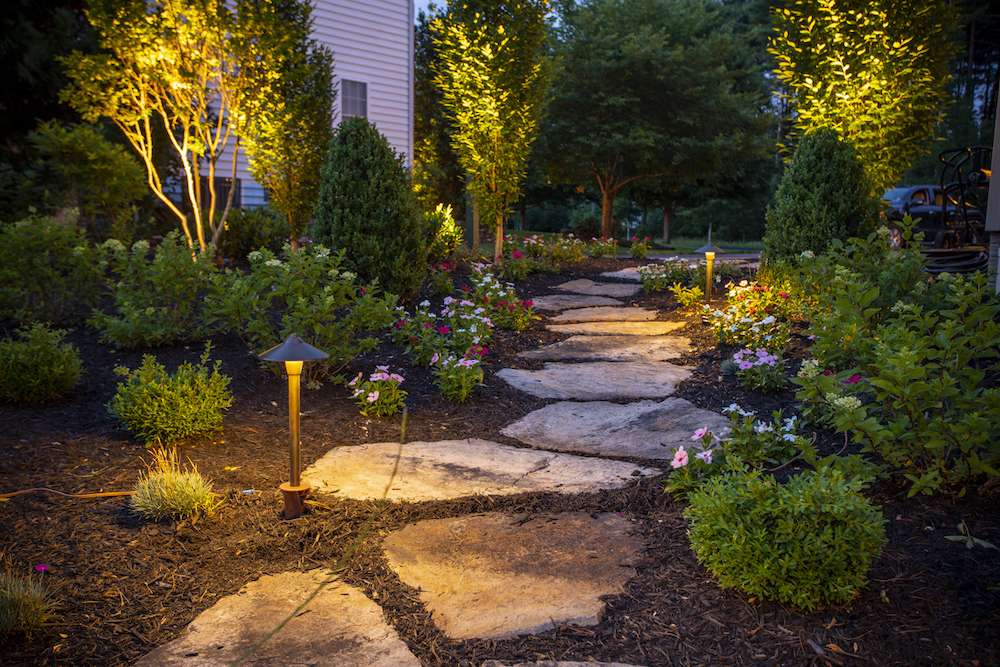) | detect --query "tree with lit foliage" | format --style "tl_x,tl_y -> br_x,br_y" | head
769,0 -> 955,193
432,0 -> 550,262
235,0 -> 333,251
62,0 -> 250,253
